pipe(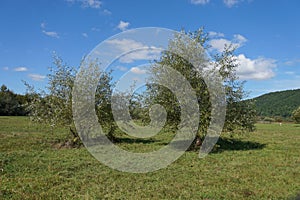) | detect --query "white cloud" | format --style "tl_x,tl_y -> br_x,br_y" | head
210,38 -> 232,52
40,22 -> 46,29
223,0 -> 240,7
102,9 -> 112,15
233,34 -> 247,44
235,54 -> 277,80
105,39 -> 162,63
209,34 -> 247,52
208,31 -> 225,38
130,67 -> 147,74
208,32 -> 274,80
117,21 -> 130,31
14,67 -> 28,72
28,74 -> 46,81
66,0 -> 101,8
116,66 -> 128,71
190,0 -> 210,5
42,30 -> 59,38
106,39 -> 145,52
82,0 -> 101,8
120,48 -> 161,63
91,27 -> 100,32
2,67 -> 9,71
82,33 -> 88,38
